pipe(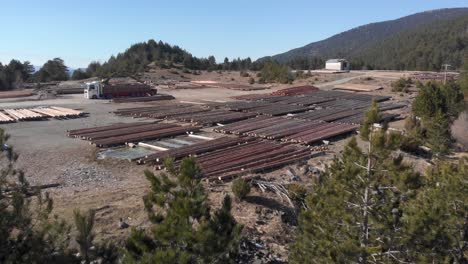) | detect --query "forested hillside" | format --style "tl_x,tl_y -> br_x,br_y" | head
263,8 -> 468,70
350,14 -> 468,70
